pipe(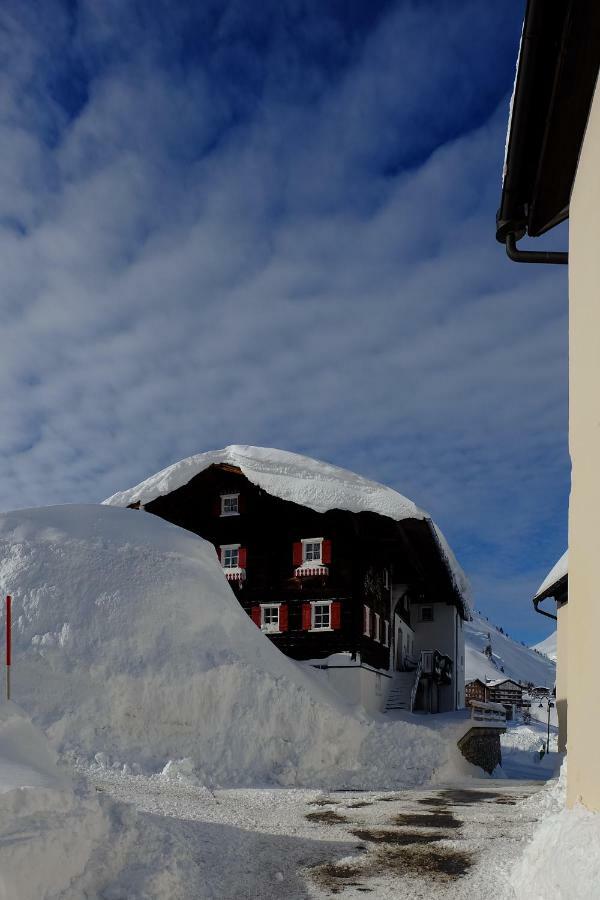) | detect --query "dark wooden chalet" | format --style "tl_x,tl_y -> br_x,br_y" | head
123,458 -> 468,713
